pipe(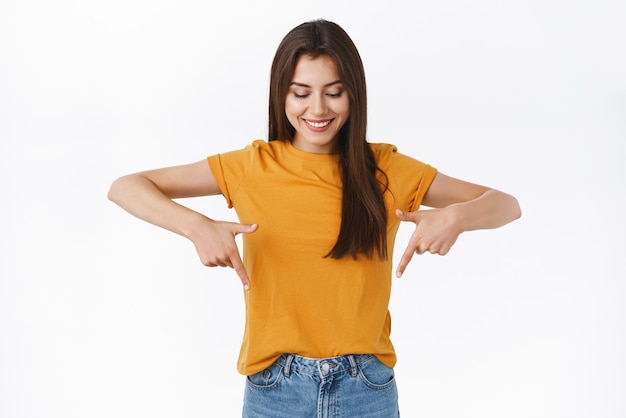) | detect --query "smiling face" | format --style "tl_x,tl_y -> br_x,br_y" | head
285,54 -> 350,154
